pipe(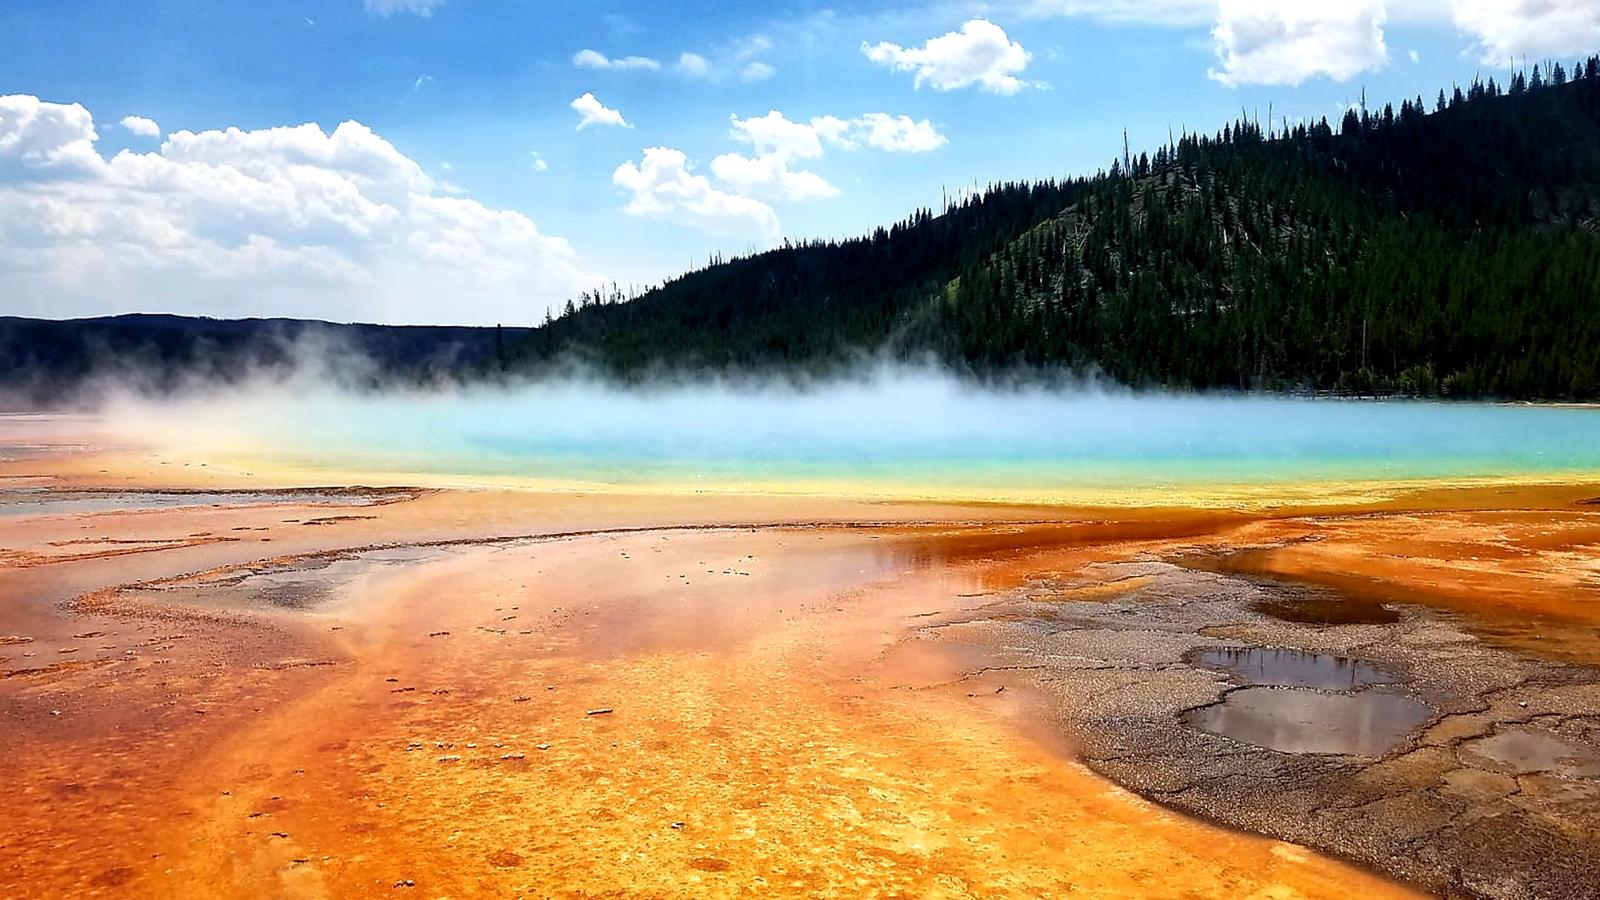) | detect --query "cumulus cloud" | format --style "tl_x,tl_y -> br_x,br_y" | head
710,152 -> 838,201
363,0 -> 446,17
708,110 -> 946,203
1451,0 -> 1600,63
710,111 -> 834,202
570,92 -> 630,130
119,115 -> 160,138
728,110 -> 826,160
572,49 -> 662,71
1209,0 -> 1389,87
849,113 -> 948,152
0,93 -> 591,325
613,147 -> 781,243
863,19 -> 1034,95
